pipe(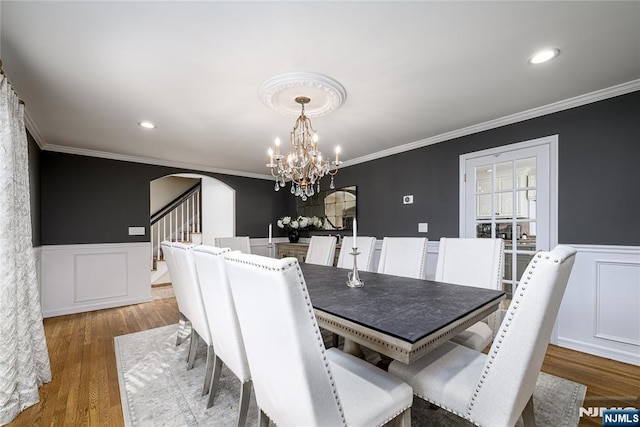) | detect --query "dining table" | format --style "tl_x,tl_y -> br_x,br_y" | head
300,263 -> 506,364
